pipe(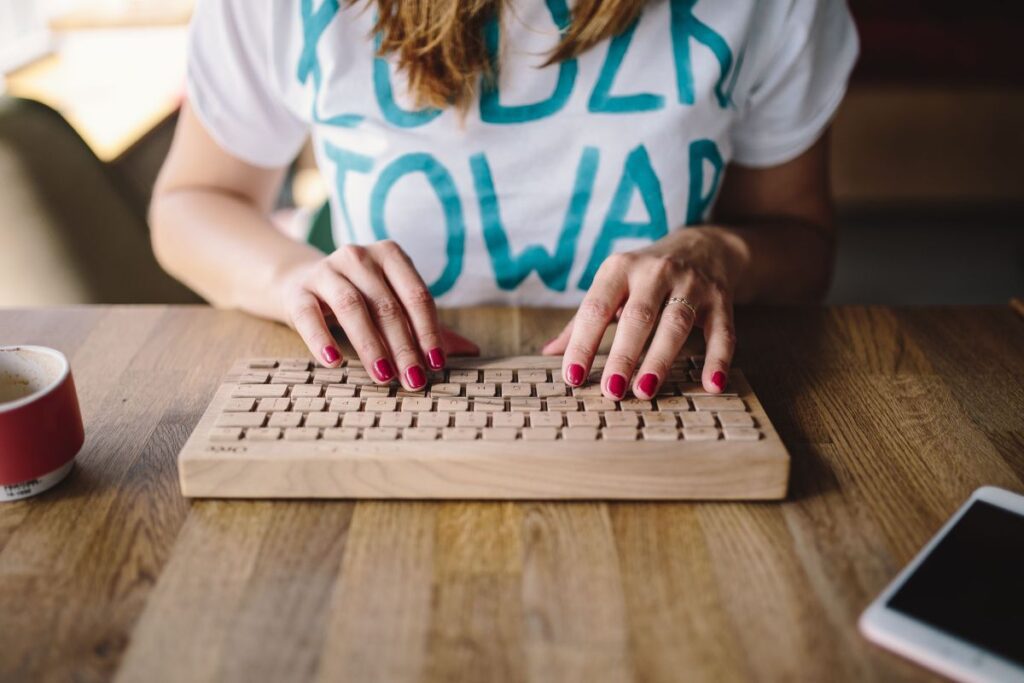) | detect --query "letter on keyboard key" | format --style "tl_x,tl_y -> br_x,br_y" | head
401,397 -> 433,412
429,383 -> 462,397
454,412 -> 488,428
436,397 -> 469,412
292,397 -> 326,412
473,398 -> 506,412
619,399 -> 653,411
290,385 -> 322,398
217,412 -> 267,428
448,369 -> 479,383
322,427 -> 358,441
500,382 -> 532,397
284,427 -> 320,441
692,397 -> 746,412
417,412 -> 450,428
403,427 -> 438,441
483,369 -> 513,382
232,384 -> 287,398
522,427 -> 558,441
364,397 -> 397,412
642,412 -> 677,427
656,396 -> 690,411
379,412 -> 413,428
257,398 -> 291,412
325,384 -> 358,398
602,427 -> 637,441
683,427 -> 719,441
492,412 -> 525,428
535,382 -> 568,398
723,427 -> 761,441
329,397 -> 361,412
603,412 -> 638,428
224,398 -> 257,412
209,427 -> 242,442
247,427 -> 282,441
572,384 -> 604,397
583,398 -> 617,412
516,369 -> 548,383
563,426 -> 597,441
546,397 -> 579,411
642,427 -> 679,441
530,411 -> 563,428
508,398 -> 541,411
268,413 -> 302,428
566,412 -> 601,427
482,427 -> 518,441
681,412 -> 716,428
305,412 -> 340,428
442,427 -> 478,440
465,383 -> 496,397
364,427 -> 399,441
